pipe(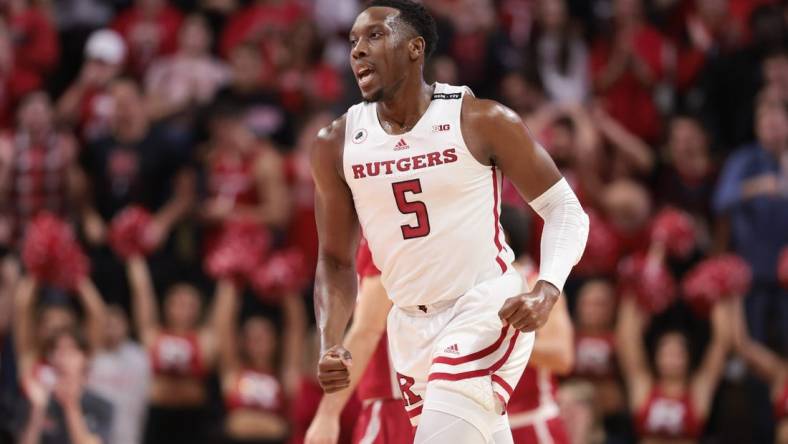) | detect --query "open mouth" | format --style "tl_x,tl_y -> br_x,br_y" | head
357,66 -> 376,88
